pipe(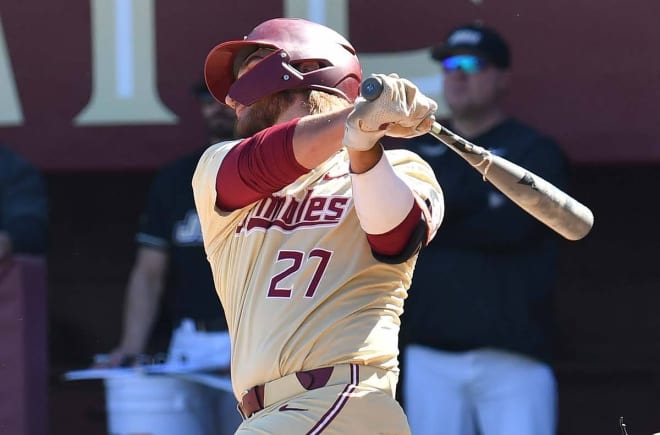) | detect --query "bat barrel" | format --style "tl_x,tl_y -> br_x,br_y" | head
361,76 -> 594,241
